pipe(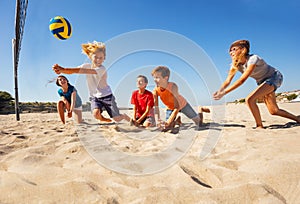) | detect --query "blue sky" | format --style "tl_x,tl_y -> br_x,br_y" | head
1,0 -> 299,107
